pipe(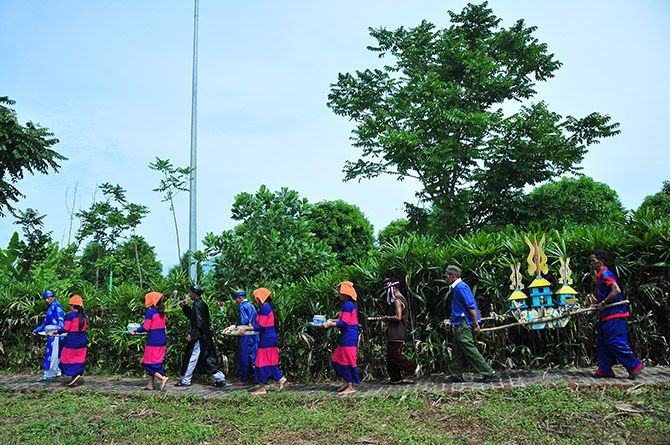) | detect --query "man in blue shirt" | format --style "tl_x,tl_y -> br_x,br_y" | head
232,289 -> 258,384
33,290 -> 65,381
445,265 -> 499,383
